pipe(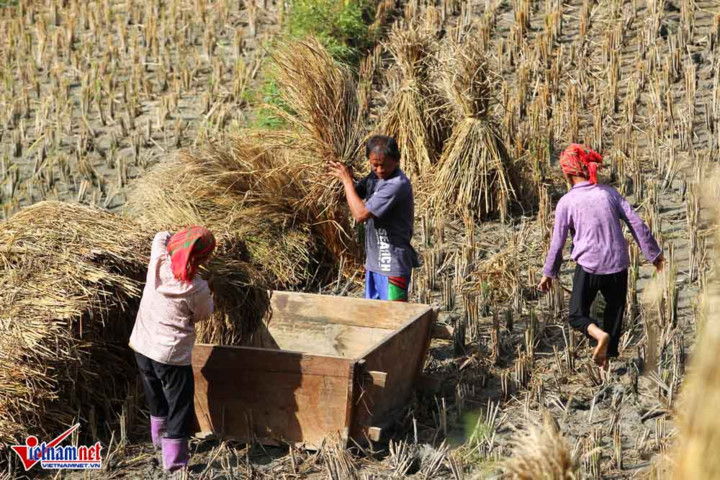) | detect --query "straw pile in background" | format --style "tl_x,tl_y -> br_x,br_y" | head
0,202 -> 152,449
463,222 -> 543,306
271,38 -> 365,263
127,137 -> 318,289
379,22 -> 447,180
272,37 -> 365,200
0,201 -> 267,451
432,36 -> 515,221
